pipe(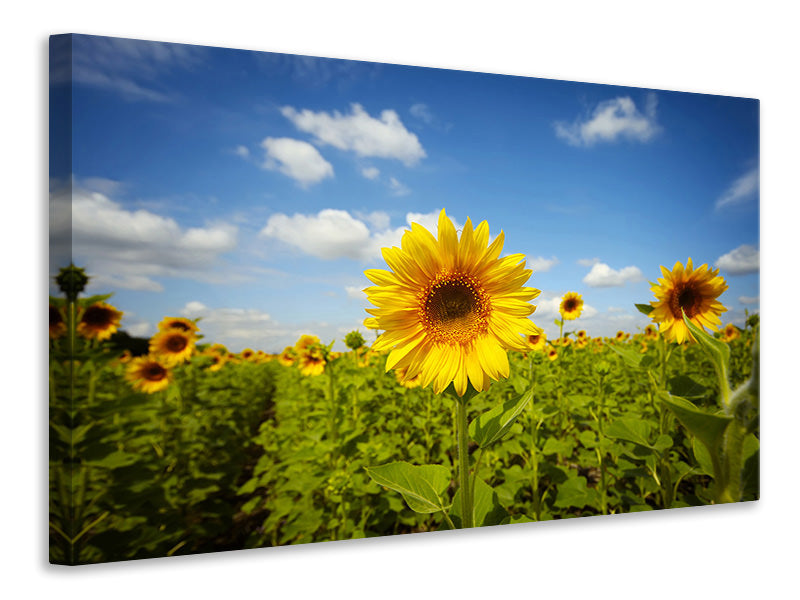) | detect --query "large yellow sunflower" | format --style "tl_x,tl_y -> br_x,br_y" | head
364,209 -> 541,397
126,355 -> 172,394
649,258 -> 728,344
49,304 -> 66,339
559,292 -> 583,321
149,328 -> 196,366
77,302 -> 123,341
157,316 -> 199,335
